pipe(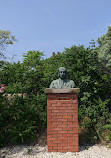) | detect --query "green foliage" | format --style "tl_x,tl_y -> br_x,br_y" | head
85,98 -> 109,125
0,93 -> 47,146
99,116 -> 111,142
97,26 -> 111,73
85,146 -> 89,150
0,29 -> 16,59
0,28 -> 111,146
0,51 -> 47,146
79,98 -> 110,144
